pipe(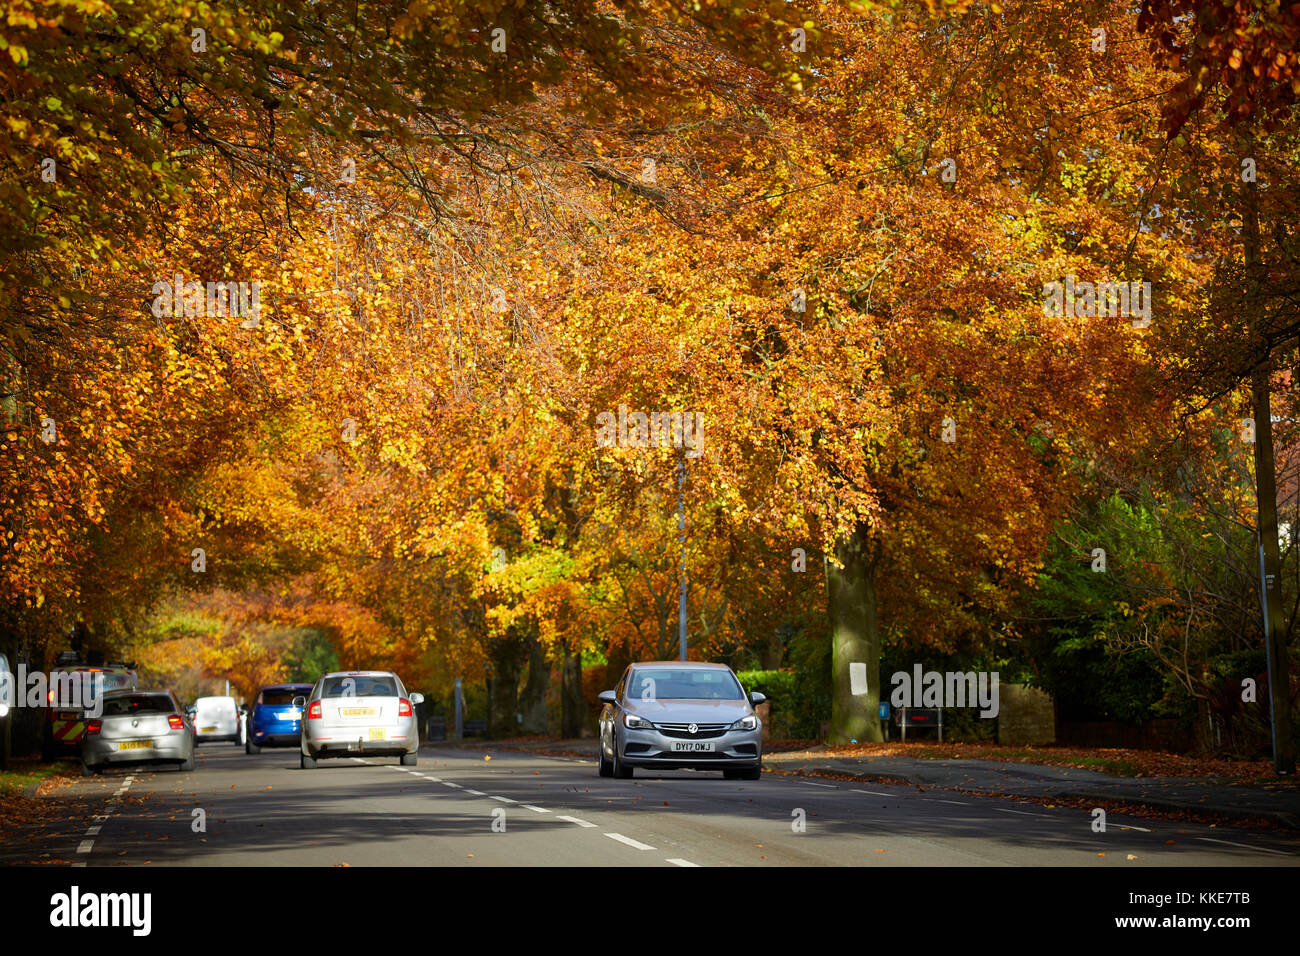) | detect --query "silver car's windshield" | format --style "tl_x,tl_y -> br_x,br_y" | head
627,668 -> 743,700
320,675 -> 398,698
